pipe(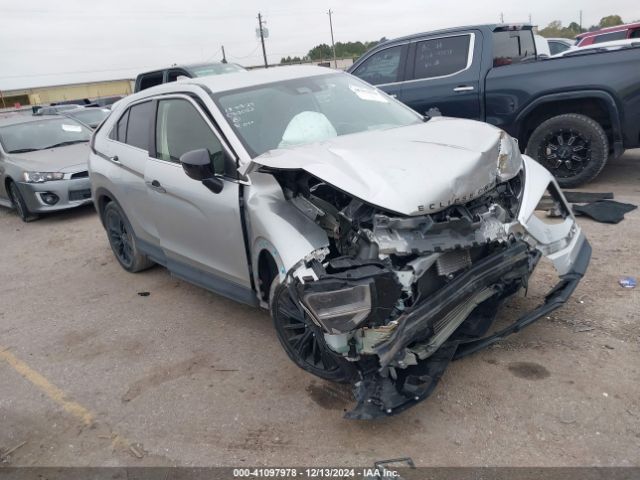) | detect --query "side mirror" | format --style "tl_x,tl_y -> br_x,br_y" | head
180,148 -> 224,194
